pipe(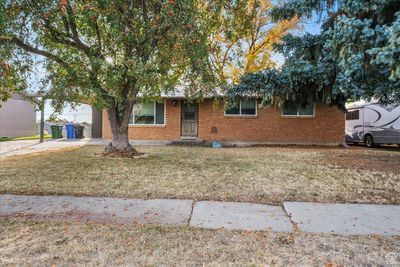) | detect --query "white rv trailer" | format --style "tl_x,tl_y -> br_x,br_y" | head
345,101 -> 400,147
